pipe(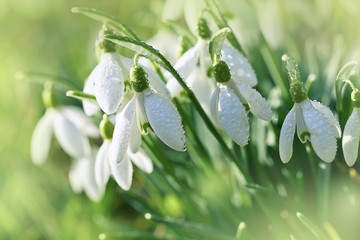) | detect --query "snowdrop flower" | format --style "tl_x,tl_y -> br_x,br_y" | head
279,55 -> 341,163
109,65 -> 185,189
210,60 -> 272,146
31,84 -> 98,165
342,84 -> 360,166
166,16 -> 215,112
95,114 -> 153,190
69,149 -> 105,202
